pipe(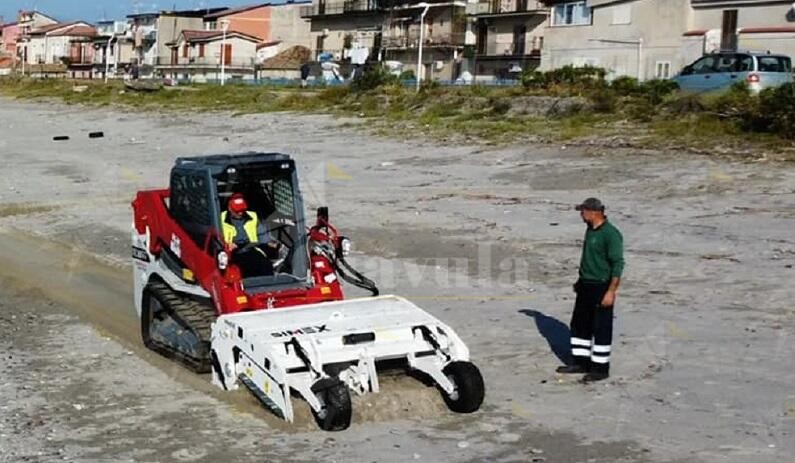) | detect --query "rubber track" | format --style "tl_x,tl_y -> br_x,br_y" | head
145,281 -> 216,374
